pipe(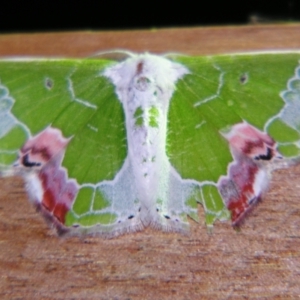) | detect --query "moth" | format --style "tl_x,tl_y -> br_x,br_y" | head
0,52 -> 299,237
